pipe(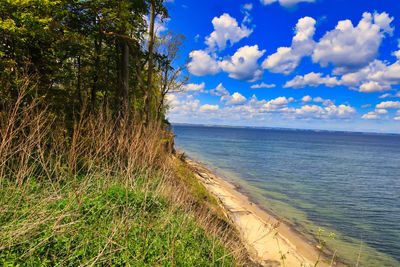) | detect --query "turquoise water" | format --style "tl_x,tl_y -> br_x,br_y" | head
173,125 -> 400,266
